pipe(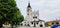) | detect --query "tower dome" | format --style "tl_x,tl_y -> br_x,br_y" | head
27,2 -> 31,8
